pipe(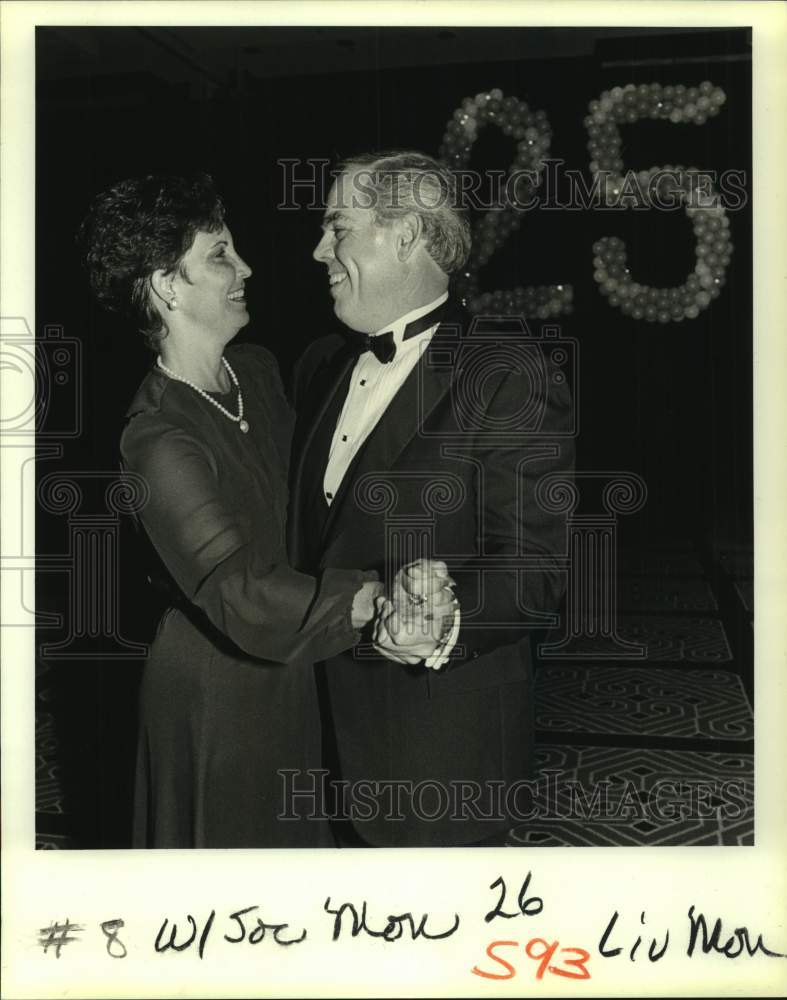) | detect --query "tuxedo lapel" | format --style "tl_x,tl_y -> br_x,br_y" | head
320,315 -> 461,547
288,343 -> 357,563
